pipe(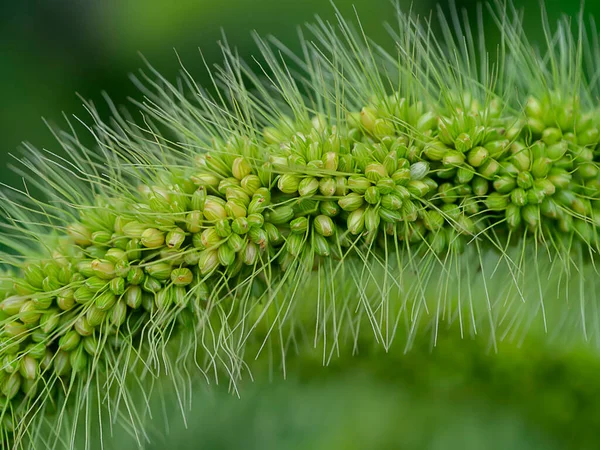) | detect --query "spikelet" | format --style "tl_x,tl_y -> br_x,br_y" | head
1,2 -> 600,448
